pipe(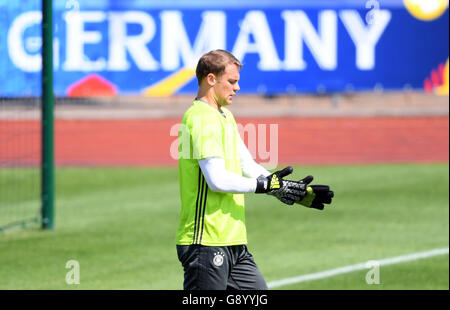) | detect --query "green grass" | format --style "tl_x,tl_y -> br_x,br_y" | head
0,163 -> 448,290
280,255 -> 449,290
0,167 -> 40,228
